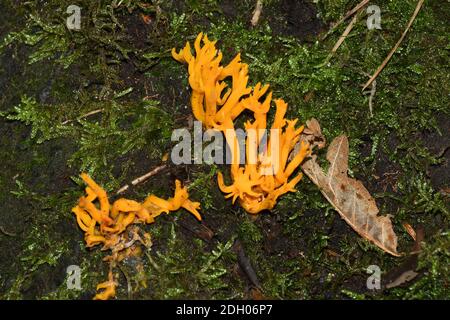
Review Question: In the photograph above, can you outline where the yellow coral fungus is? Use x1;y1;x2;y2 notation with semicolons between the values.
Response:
172;32;252;129
72;174;201;299
142;180;201;221
217;98;311;214
94;271;117;300
173;33;311;214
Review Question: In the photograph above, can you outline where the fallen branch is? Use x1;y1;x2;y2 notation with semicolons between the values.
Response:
362;0;425;90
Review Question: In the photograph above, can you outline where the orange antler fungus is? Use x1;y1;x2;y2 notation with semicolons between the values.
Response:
218;98;311;214
72;174;201;299
172;32;252;129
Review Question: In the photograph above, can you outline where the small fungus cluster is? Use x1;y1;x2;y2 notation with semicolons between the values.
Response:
173;33;310;214
72;173;201;299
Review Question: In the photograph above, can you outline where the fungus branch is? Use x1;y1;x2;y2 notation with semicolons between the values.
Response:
72;173;201;299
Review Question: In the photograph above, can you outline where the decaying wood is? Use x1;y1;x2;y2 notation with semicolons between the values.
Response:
297;120;399;256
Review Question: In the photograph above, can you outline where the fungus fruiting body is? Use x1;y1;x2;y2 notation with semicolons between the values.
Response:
72;173;201;299
173;33;311;214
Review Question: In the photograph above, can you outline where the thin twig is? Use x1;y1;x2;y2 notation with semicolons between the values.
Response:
250;0;263;27
331;12;359;54
321;0;370;40
362;0;425;90
62;109;104;125
144;251;161;272
116;164;167;195
319;9;362;67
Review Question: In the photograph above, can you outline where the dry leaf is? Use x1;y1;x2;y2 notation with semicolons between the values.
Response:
299;127;399;256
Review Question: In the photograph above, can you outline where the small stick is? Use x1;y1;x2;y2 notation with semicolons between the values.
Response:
116;164;167;195
362;0;425;90
179;219;214;242
62;109;104;125
250;0;263;27
145;252;161;272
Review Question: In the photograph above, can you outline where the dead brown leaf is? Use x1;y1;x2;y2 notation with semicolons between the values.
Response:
290;118;326;161
298;122;399;256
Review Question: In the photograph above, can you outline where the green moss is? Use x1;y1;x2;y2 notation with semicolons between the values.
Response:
143;223;239;299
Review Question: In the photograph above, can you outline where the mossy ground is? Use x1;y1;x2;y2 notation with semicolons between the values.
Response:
0;0;448;299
